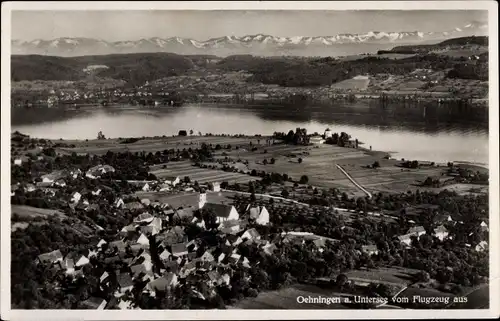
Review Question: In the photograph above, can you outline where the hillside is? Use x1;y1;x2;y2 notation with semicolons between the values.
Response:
381;36;488;54
11;53;195;85
11;36;488;88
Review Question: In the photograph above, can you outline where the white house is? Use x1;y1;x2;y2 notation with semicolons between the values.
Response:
324;129;333;139
211;182;221;192
114;198;125;208
361;245;379;256
433;225;449;241
475;241;488;252
310;136;325;145
14;159;23;166
142;183;150;192
136;233;150;247
249;206;270;225
241;228;261;242
75;255;90;267
407;226;426;238
71;192;82;204
202;203;239;224
164;176;181;187
92;189;102;196
480;221;489;232
97;239;107;249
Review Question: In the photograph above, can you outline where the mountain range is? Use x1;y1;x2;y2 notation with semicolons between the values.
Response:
12;21;487;57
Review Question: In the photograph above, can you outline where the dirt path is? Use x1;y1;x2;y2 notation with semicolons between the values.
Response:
335;164;372;199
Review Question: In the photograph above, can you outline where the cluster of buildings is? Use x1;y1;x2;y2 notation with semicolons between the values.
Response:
31;162;281;309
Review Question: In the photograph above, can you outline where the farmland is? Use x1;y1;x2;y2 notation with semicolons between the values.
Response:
11;205;67;220
52;135;486;196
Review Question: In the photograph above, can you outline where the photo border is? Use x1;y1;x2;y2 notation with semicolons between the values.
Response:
1;1;498;320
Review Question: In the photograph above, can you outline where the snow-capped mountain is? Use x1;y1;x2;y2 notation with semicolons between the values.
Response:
11;22;487;57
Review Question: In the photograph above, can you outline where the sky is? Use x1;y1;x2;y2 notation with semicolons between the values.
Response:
11;10;488;41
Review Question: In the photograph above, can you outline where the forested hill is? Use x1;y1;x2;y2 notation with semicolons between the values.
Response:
11;36;488;86
11;53;195;84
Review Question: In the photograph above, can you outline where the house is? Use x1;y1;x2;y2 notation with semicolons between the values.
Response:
37;249;63;265
86;165;115;179
114;198;125;208
159;248;171;262
117;273;134;294
433;225;449;241
398;234;413;246
309;136;325;145
80;297;107;310
41;170;68;183
171;242;189;258
120;224;138;235
13;158;23;166
241;228;261;242
100;271;110;284
148;217;162;231
97;239;107;249
144;273;178;295
130;264;153;280
407;226;426;238
475;241;488;252
361;245;379;256
219;220;241;234
201;202;239;224
480;221;489;232
60;258;75;275
140;225;160;236
117;299;134;310
142;183;151;192
135;233;150;247
200;251;215;263
262;242;277;256
164;176;181;187
75;254;90;267
229;253;241;265
71;192;82;204
249;206;270;225
324;129;333;139
133;213;154;224
54;179;66;187
210;182;221;192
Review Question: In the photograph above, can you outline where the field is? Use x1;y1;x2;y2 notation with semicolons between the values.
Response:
344;266;421;287
11;205;67;219
331;76;370;91
53;135;481;195
149;161;254;185
210;143;448;194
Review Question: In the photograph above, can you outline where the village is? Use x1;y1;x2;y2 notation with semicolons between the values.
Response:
10;130;490;310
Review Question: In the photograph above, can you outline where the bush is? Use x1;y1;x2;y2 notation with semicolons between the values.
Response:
299;175;309;184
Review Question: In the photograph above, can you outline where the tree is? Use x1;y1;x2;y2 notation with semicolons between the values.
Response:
336;274;348;287
281;189;290;198
299;175;309;184
372;161;380;168
298;158;303;164
183;176;191;184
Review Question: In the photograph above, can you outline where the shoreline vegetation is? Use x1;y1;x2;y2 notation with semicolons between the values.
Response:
9;129;490;310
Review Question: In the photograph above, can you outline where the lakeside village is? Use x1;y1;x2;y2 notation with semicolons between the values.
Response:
10;129;489;309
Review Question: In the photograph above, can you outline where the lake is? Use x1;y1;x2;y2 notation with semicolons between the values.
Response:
11;102;489;165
